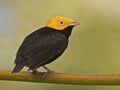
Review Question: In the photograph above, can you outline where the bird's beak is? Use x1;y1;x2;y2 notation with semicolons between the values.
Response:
69;21;80;26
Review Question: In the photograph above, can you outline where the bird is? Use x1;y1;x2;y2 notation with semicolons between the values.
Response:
12;16;79;75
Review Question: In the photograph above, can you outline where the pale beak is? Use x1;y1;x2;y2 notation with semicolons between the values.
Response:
69;21;80;26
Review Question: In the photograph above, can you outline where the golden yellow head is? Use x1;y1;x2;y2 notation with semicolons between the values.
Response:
46;16;79;30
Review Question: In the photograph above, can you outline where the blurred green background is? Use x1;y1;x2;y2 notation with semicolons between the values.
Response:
1;0;120;90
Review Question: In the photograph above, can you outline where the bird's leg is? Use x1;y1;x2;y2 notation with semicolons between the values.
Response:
42;65;54;77
32;69;39;74
42;65;53;72
30;69;38;78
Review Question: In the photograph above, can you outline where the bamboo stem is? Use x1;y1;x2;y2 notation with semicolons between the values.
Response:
0;70;120;85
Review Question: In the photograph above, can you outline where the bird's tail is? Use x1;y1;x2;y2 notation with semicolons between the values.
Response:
12;63;25;73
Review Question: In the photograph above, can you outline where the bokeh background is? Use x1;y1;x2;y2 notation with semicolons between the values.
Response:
1;0;120;90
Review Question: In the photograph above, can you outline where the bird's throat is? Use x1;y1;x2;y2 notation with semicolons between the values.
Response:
60;26;74;38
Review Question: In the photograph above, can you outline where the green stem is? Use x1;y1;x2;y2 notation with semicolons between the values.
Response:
0;70;120;85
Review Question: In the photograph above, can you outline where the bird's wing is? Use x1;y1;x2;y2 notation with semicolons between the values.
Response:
15;31;68;69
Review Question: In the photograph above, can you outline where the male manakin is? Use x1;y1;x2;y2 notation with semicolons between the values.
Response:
12;16;79;75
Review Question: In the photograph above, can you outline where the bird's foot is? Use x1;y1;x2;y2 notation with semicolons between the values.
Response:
30;66;55;78
31;70;44;78
43;69;55;78
31;69;54;78
42;65;55;78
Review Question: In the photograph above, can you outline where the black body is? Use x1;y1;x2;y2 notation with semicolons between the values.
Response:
12;26;74;73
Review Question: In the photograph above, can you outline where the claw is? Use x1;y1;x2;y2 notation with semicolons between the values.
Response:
42;66;55;78
31;70;44;78
30;66;55;78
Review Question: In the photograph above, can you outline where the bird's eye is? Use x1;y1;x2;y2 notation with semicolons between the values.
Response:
59;20;64;25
